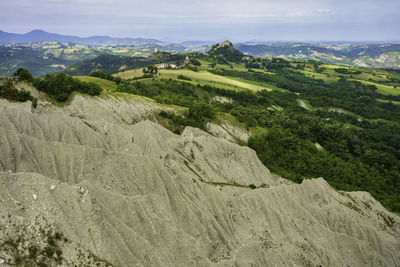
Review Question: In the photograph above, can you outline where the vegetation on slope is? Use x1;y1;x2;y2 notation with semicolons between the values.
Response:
0;79;36;105
64;54;149;76
0;68;38;105
116;55;400;212
33;72;102;102
208;41;244;62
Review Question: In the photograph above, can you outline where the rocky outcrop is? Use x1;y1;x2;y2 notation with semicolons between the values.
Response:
0;95;399;266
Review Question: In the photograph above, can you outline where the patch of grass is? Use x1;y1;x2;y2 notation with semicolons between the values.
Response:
250;126;269;138
75;76;117;93
214;113;246;129
376;98;400;105
113;69;144;79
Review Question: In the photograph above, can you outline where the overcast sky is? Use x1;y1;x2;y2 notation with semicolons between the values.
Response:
1;0;399;42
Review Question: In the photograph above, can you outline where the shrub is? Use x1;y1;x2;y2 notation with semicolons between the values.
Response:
54;232;62;240
14;68;33;82
191;59;201;66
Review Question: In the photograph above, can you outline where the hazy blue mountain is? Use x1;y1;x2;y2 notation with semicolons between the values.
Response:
0;29;164;46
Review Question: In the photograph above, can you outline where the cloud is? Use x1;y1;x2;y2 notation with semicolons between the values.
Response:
0;0;399;41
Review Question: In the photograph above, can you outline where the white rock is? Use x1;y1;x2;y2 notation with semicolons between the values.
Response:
50;185;56;191
32;194;38;201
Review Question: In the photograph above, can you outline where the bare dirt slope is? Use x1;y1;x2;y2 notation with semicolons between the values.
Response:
0;95;399;266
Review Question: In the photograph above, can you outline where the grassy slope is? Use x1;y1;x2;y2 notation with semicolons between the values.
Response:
76;76;117;93
75;75;186;111
113;69;144;79
349;79;400;95
159;69;267;91
294;63;399;95
113;66;285;92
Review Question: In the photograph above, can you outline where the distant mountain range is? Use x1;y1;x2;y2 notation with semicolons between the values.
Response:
0;29;164;46
235;43;400;69
1;30;400;75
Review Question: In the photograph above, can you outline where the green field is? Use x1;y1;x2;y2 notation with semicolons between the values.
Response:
158;69;268;91
113;69;144;79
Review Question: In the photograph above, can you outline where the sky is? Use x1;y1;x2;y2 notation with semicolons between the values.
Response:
0;0;399;42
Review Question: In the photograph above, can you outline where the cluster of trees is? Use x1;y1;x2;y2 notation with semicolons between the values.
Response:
33;72;102;102
190;59;201;66
143;65;158;77
242;58;291;70
14;68;34;82
64;54;150;76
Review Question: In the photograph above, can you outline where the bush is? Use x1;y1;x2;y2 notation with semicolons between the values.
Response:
191;59;201;66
